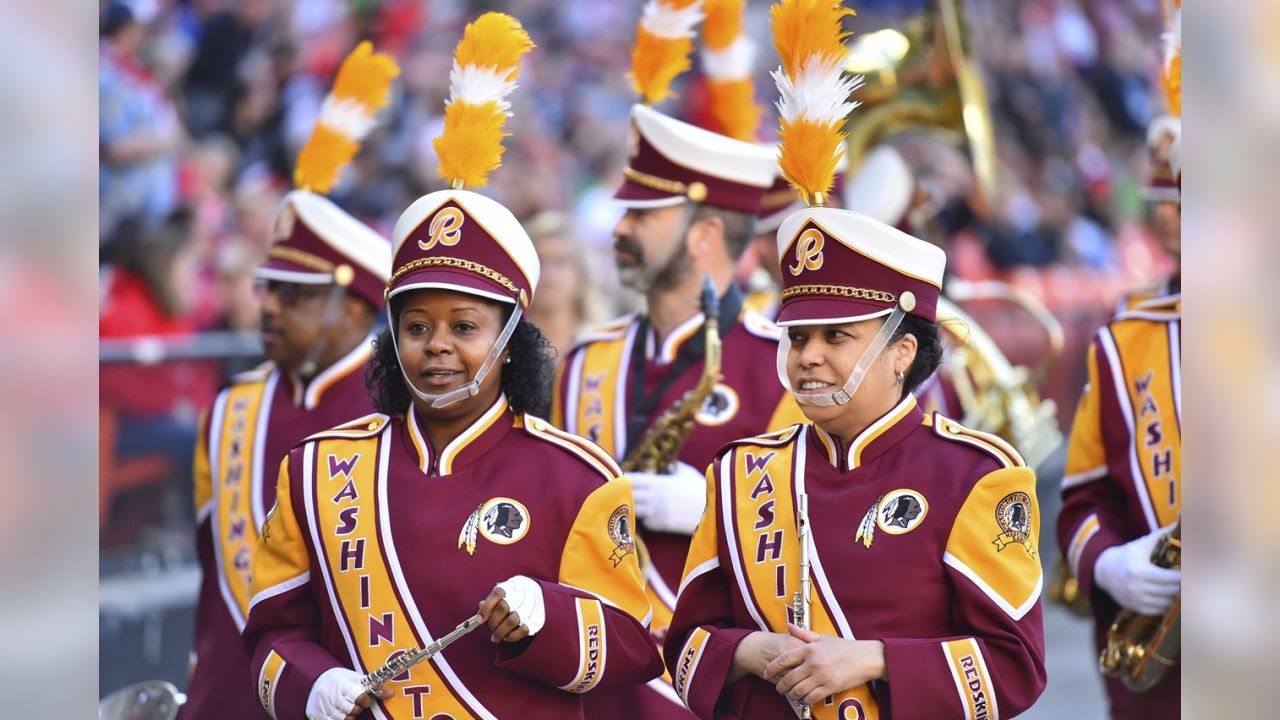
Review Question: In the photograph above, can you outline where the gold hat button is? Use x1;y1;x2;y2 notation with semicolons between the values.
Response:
334;264;355;287
687;181;708;203
899;291;916;312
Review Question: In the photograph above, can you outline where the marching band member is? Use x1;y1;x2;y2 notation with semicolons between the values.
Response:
181;43;397;720
665;3;1046;717
553;1;805;715
242;15;660;720
1057;5;1182;716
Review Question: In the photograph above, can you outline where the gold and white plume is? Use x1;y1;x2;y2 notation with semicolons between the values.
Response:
631;0;706;105
434;13;536;189
1161;0;1181;119
294;42;400;193
770;0;863;206
701;0;762;140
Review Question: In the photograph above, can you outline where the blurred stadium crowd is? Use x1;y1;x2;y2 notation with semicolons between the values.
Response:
98;0;1173;547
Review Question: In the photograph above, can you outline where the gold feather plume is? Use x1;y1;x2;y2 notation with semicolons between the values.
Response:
631;0;706;105
1161;1;1181;118
434;13;536;189
294;41;400;193
702;0;761;140
771;0;861;206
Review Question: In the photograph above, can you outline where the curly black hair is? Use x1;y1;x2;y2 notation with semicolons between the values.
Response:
366;314;556;418
892;313;944;395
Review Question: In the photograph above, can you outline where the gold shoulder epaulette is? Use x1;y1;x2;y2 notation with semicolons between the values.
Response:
932;414;1026;469
303;413;390;443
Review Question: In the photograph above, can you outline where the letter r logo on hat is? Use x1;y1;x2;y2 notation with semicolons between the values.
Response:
789;228;825;276
422;206;465;251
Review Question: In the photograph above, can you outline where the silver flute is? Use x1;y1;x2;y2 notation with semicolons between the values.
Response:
360;613;484;692
792;493;813;719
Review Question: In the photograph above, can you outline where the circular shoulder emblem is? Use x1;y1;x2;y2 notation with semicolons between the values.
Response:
876;489;929;535
607;504;636;567
993;491;1035;556
695;383;740;426
479;497;530;545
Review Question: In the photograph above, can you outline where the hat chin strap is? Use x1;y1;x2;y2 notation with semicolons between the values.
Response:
388;302;523;410
776;307;906;407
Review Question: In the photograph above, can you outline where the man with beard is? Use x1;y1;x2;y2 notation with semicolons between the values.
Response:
551;103;806;718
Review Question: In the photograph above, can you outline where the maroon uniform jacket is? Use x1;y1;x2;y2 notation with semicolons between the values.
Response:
552;309;805;716
1058;295;1181;717
182;338;375;719
666;396;1047;719
242;395;662;719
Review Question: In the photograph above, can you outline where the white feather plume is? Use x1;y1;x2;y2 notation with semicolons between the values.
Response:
702;34;756;80
447;62;518;114
641;0;706;41
1163;9;1181;72
317;96;376;140
771;55;862;125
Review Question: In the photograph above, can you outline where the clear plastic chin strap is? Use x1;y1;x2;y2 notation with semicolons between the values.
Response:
776;306;907;407
387;301;523;409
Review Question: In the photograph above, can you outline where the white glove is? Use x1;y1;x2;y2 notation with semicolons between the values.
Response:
306;667;367;720
629;461;707;535
496;575;546;635
1094;527;1181;615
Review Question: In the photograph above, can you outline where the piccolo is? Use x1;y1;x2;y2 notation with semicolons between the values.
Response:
361;613;484;692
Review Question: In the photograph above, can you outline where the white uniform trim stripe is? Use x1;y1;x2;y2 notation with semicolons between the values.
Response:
645;561;679;611
796;430;856;639
1062;464;1108;489
376;429;499;720
1169;321;1181;426
525;421;617;481
250;371;280;530
941;641;974;719
613;323;640;460
196;500;213;525
208;390;247;632
970;638;1001;720
676;630;711;708
248;571;312;614
677;557;720;600
942;551;1042;621
721;449;770;632
1067;514;1101;578
614;195;689;209
560;601;589;690
564;348;585;435
302;441;364;671
646;677;686;707
1098;328;1159;531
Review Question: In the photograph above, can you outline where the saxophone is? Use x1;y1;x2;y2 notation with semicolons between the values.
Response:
621;276;723;473
1099;520;1181;691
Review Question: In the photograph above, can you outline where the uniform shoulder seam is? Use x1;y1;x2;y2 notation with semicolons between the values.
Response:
301;413;391;443
520;415;623;483
720;424;802;453
739;308;783;341
932;414;1026;468
228;362;276;386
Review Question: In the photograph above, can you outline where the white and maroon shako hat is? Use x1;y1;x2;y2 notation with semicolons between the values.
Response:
388;189;540;309
842;144;914;230
775;207;945;326
1145;115;1181;203
256;190;392;310
614;104;776;213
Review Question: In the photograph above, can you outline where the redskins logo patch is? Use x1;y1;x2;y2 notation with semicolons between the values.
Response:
788;227;826;276
875;489;929;535
457;497;530;555
695;384;740;426
607;504;636;567
273;203;296;242
993;491;1035;557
